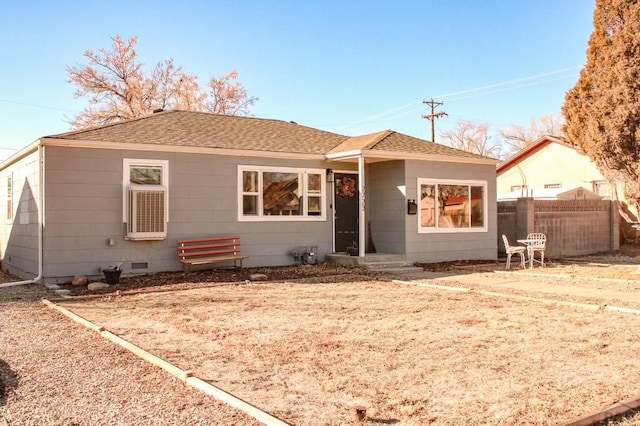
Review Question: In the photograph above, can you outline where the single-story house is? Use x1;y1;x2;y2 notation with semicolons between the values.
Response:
497;135;613;200
0;110;498;284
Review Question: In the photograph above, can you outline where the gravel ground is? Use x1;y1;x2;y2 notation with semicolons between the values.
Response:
3;245;640;425
0;283;261;426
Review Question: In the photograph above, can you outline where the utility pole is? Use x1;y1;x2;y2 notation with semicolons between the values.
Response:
421;99;447;142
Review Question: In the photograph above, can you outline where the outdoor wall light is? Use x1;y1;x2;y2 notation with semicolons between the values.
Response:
407;199;417;215
326;168;334;182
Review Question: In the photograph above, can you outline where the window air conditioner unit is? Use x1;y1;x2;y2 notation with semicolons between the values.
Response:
127;186;167;240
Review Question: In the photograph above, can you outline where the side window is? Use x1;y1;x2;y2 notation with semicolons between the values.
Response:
594;181;611;198
123;159;168;240
130;165;163;185
418;179;487;233
307;172;322;216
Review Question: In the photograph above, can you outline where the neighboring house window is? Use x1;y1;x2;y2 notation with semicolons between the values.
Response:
418;179;487;233
6;175;12;222
123;159;169;240
544;183;561;189
238;166;326;221
594;181;611;198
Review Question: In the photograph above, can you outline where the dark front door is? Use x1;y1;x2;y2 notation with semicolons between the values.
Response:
334;173;359;252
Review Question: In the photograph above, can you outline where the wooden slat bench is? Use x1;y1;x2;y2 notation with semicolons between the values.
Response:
177;236;247;272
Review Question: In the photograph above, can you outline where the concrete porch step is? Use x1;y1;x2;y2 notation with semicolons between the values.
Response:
372;266;426;275
326;253;423;275
326;253;407;267
359;261;417;270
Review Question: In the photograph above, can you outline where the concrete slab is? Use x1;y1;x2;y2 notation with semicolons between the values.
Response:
399;271;640;305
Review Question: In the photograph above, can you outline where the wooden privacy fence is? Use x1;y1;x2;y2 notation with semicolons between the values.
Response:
498;198;619;258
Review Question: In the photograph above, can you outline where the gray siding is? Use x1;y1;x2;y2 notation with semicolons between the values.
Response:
42;147;333;283
4;145;497;283
404;160;497;262
367;161;406;253
364;159;497;262
0;150;41;279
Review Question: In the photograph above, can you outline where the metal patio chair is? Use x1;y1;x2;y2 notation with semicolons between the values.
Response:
526;233;547;268
502;234;526;269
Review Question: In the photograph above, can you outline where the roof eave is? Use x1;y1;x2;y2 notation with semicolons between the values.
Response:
0;139;42;171
41;138;327;161
325;149;363;160
327;149;498;165
370;150;498;164
496;134;568;173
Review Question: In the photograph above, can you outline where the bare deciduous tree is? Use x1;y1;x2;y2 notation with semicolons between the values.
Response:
439;120;502;158
67;35;257;128
499;114;564;154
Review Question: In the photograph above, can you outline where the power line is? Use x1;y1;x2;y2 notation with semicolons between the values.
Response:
333;100;422;129
443;75;577;103
0;98;77;113
430;66;580;100
333;66;580;131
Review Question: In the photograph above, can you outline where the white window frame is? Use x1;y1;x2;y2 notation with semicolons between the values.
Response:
122;159;169;223
237;165;326;222
594;180;611;198
417;178;488;233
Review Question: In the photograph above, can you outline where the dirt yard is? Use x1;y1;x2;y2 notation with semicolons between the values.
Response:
5;244;640;425
56;277;640;425
418;246;640;282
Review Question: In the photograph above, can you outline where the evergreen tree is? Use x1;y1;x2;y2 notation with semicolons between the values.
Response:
562;0;640;208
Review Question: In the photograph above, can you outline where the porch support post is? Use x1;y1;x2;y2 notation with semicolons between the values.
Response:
358;156;366;257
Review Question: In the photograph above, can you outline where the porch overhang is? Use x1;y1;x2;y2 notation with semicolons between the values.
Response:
326;149;498;165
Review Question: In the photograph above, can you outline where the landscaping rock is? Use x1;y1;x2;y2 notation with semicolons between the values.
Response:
71;275;88;286
87;282;109;291
249;273;268;281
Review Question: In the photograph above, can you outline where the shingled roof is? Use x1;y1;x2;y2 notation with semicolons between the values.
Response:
44;110;348;155
329;129;493;161
43;110;494;162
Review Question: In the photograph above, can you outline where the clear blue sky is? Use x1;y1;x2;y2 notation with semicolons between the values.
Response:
0;1;594;160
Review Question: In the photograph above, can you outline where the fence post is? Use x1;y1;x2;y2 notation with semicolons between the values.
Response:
516;197;535;240
611;200;620;251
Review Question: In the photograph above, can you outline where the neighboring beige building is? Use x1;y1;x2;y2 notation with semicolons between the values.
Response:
497;135;640;242
497;135;612;201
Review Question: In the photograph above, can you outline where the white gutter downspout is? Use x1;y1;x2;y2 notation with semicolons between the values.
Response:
0;143;44;288
358;155;366;257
